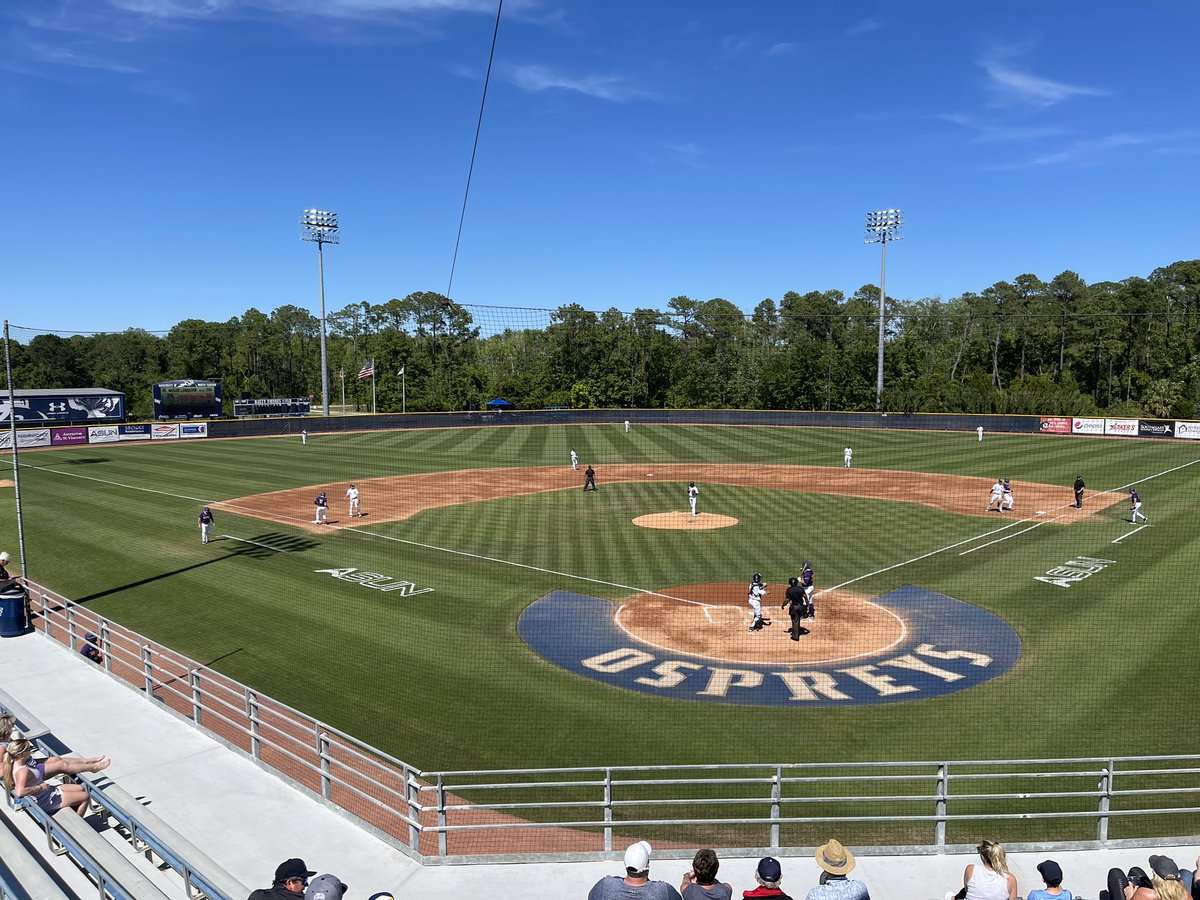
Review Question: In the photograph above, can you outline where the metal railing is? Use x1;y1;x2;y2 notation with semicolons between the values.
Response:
25;582;1200;862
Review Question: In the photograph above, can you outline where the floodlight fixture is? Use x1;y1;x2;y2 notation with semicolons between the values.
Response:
300;208;339;417
864;208;904;410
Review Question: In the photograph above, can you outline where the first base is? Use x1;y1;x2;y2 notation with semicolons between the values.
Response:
1036;511;1046;516
645;473;654;477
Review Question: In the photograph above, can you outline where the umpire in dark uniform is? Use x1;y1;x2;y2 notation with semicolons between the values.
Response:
782;577;809;641
583;465;598;491
1073;475;1086;508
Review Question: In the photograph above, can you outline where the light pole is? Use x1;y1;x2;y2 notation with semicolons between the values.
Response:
864;208;903;410
300;209;339;417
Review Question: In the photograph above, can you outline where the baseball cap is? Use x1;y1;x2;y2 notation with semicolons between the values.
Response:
274;859;316;883
306;875;347;900
367;894;395;900
1149;856;1181;880
624;840;652;872
757;857;782;883
1037;861;1063;883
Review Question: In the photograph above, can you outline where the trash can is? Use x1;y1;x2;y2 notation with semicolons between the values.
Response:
0;578;31;637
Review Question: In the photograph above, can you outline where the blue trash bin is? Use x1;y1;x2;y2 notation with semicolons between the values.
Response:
0;579;31;637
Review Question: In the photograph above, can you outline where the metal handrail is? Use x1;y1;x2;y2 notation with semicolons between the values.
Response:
25;581;1200;862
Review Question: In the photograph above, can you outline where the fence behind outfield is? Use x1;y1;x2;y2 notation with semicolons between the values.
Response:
23;581;1200;864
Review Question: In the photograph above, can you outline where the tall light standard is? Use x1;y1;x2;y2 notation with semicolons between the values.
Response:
300;209;339;417
864;208;903;410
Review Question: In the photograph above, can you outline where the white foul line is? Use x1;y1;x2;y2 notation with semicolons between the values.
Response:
1112;524;1150;544
958;516;1064;556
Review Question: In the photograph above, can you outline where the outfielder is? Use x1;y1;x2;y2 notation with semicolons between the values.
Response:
843;447;853;468
976;425;984;442
301;429;308;445
198;507;214;544
346;483;361;518
986;478;1004;511
1001;478;1014;511
1130;488;1147;523
313;491;329;524
624;420;630;433
747;573;769;632
687;481;699;516
570;448;579;471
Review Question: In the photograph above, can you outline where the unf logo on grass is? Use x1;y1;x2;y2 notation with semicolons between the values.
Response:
314;567;433;596
518;586;1021;707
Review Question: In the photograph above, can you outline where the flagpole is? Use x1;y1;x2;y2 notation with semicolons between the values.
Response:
400;367;406;414
339;368;345;414
371;368;376;414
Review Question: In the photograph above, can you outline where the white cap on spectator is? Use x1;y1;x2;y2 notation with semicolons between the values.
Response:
624;840;652;872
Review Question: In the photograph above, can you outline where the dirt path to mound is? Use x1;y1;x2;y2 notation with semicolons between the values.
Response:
214;464;1122;532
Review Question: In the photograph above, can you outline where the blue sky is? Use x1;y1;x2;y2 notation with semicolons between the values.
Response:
4;1;1198;333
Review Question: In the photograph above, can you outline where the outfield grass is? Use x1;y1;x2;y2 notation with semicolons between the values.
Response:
3;424;1198;781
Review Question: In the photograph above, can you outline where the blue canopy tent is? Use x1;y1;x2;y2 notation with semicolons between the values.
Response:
486;398;514;409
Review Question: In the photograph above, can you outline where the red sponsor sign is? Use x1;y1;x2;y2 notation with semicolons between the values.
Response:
1040;416;1070;433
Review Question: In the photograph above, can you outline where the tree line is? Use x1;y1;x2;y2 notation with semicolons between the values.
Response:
7;260;1199;421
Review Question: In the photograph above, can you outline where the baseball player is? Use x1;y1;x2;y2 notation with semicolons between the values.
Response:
687;482;699;516
782;577;808;641
800;561;815;619
746;573;769;632
1073;475;1086;508
843;447;853;468
1000;478;1014;511
346;483;361;517
583;465;597;491
570;448;579;471
976;425;984;442
986;478;1004;511
1130;488;1147;523
198;507;214;544
301;429;308;445
624;420;630;433
313;491;329;524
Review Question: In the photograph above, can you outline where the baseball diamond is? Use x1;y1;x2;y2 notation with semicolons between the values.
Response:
3;420;1196;788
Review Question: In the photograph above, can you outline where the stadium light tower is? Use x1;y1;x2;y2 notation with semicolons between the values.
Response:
864;208;903;410
300;209;339;417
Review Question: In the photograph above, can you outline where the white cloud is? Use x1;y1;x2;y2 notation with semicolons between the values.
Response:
846;17;881;37
510;64;654;103
979;53;1108;108
767;41;799;56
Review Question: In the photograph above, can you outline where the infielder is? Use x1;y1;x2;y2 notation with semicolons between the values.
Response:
570;448;579;471
346;483;361;518
1001;478;1014;511
313;491;329;524
843;447;853;468
747;573;769;632
687;481;699;516
986;478;1004;511
1130;488;1147;523
782;577;808;641
198;507;214;544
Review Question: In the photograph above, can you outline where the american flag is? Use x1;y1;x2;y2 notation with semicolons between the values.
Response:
357;360;375;380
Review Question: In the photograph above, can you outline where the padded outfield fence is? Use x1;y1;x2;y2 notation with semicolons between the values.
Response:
24;580;1200;863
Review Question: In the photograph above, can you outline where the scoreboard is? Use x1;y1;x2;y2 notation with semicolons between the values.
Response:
153;380;222;419
232;398;311;418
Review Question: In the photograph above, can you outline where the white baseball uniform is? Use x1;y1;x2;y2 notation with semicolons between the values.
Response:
747;582;766;630
687;484;699;516
624;420;630;433
977;426;984;442
570;449;578;470
301;430;308;445
987;480;1003;510
843;447;852;468
346;485;360;517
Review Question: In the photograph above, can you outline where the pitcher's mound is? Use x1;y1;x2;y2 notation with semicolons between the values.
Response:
633;512;738;530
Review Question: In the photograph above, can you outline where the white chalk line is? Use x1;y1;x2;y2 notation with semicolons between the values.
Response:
957;516;1064;556
1112;524;1151;544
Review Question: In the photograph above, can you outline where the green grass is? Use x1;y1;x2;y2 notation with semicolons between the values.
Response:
3;424;1198;777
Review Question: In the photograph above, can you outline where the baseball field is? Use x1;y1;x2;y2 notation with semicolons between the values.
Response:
3;420;1197;784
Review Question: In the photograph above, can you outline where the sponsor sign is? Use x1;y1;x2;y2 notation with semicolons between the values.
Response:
1176;421;1200;441
0;429;52;450
88;425;120;444
1039;416;1070;434
0;394;124;422
118;424;152;441
1072;417;1103;434
179;423;209;438
519;585;1021;707
1104;418;1138;436
50;427;88;446
1137;420;1174;439
151;424;180;440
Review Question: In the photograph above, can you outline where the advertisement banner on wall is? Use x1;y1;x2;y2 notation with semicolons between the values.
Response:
1104;418;1138;436
152;424;180;440
1137;420;1175;439
1072;417;1103;434
0;429;52;450
118;424;152;441
50;428;88;446
179;423;208;439
88;425;120;444
1039;417;1071;433
1176;421;1200;440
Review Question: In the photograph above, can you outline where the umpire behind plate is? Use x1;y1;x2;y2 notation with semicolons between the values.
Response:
782;577;809;641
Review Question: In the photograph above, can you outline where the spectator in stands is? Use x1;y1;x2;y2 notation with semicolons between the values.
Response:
744;857;793;900
806;839;869;900
1027;860;1072;900
588;840;683;900
305;874;347;900
249;858;317;900
0;725;109;782
953;840;1017;900
0;551;11;580
1179;856;1200;900
681;848;732;900
0;714;13;755
2;738;107;816
80;632;104;665
1108;857;1187;900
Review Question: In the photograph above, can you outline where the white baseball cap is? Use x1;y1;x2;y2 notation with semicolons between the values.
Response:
624;840;652;872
